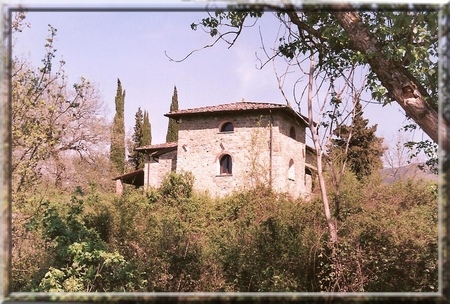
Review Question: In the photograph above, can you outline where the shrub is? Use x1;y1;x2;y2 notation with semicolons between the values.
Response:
160;171;194;200
32;191;143;292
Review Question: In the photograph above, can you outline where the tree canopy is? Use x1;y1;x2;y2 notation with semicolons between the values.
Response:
332;100;385;181
11;23;110;193
189;4;441;145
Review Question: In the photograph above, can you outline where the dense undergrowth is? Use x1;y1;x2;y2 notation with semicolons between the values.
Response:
12;172;438;292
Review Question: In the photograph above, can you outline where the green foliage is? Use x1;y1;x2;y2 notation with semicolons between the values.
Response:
318;177;438;292
107;173;206;291
190;6;439;175
191;9;264;38
128;107;144;169
404;137;438;174
245;116;271;187
38;243;134;292
12;23;109;193
33;190;142;292
193;8;437;107
159;171;194;201
166;86;179;143
363;11;438;108
128;108;151;170
142;110;152;146
211;188;320;291
332;100;385;181
110;78;126;174
11;20;113;286
13;171;437;293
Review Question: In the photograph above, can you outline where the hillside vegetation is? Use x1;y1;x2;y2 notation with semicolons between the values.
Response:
12;171;438;292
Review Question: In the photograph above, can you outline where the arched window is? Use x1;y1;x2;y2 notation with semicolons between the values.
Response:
288;159;295;180
220;154;233;174
220;122;234;132
289;126;296;139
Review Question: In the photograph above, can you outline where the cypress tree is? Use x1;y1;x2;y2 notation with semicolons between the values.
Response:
166;86;179;142
142;110;152;146
333;100;385;180
129;109;152;170
129;107;144;170
110;79;126;174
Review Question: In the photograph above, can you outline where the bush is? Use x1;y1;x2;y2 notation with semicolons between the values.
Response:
319;177;438;292
29;191;144;292
160;171;194;200
207;187;320;292
12;172;437;293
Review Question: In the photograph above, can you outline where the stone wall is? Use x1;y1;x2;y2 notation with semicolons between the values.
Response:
143;149;177;189
270;113;308;198
175;110;309;198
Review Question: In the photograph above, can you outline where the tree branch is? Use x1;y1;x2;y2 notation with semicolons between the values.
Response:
330;4;440;144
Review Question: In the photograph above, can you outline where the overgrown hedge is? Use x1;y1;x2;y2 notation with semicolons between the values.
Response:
12;172;438;292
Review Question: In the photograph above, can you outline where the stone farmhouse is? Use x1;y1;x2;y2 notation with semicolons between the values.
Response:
113;101;316;198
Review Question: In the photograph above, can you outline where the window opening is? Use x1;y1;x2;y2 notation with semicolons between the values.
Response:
289;126;296;139
220;154;232;174
305;167;312;176
288;159;295;180
305;167;313;189
220;122;234;132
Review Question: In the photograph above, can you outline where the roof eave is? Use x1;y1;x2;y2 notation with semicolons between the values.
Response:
165;107;311;126
112;168;144;181
135;145;178;153
135;142;178;152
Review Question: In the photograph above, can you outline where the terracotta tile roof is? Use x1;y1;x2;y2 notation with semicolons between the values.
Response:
165;101;289;117
165;101;309;125
112;168;144;181
135;141;178;152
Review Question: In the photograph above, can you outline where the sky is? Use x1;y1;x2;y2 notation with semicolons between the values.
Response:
9;0;424;149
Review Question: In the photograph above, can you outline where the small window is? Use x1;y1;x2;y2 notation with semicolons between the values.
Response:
305;167;312;176
305;167;313;190
220;154;232;174
288;159;295;180
220;122;234;132
289;126;296;140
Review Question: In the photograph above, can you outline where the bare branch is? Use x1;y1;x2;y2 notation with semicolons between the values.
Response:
166;11;259;63
165;30;232;62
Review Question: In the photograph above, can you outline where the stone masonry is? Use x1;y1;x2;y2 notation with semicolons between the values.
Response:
115;101;315;198
175;111;308;197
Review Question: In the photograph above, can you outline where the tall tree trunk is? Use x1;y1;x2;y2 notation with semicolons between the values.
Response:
307;55;338;243
331;6;442;145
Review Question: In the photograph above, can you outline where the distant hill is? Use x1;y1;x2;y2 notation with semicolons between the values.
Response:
380;163;438;184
